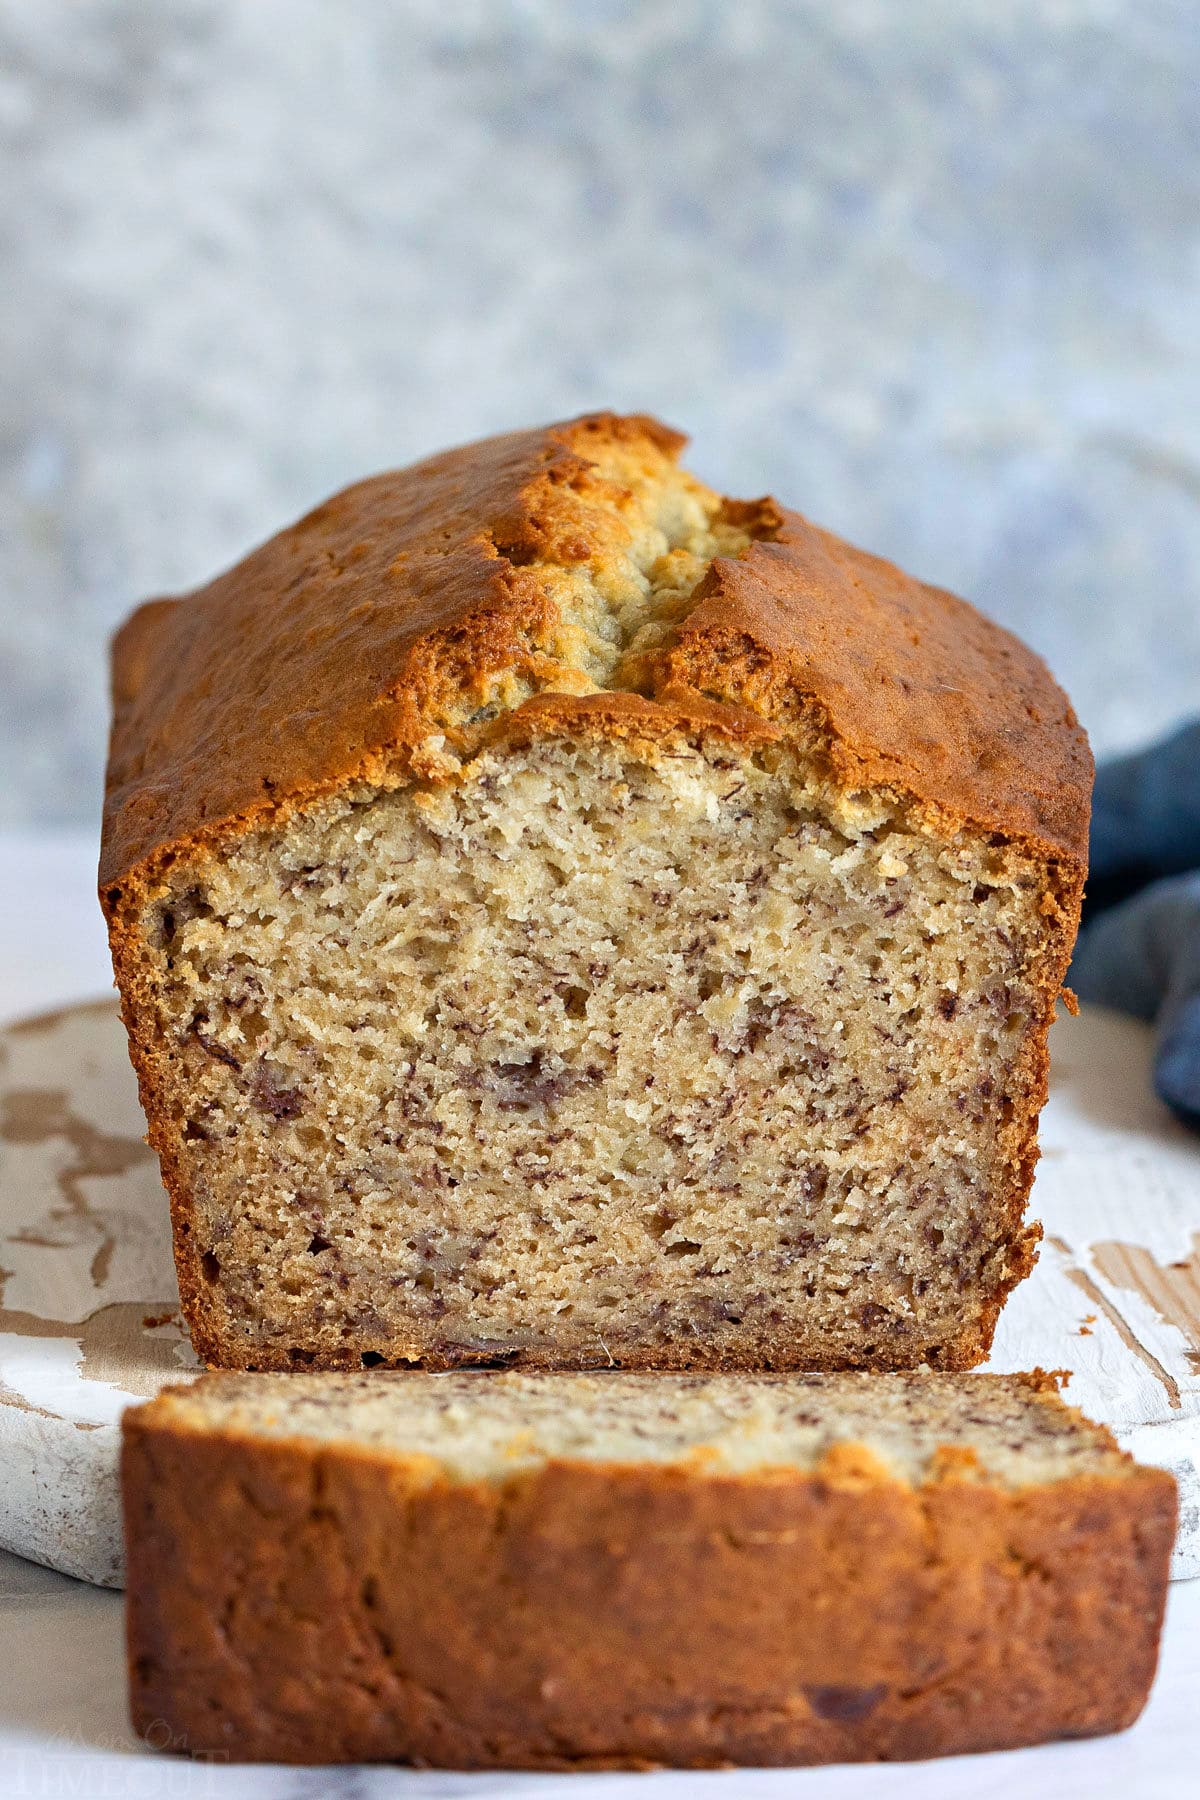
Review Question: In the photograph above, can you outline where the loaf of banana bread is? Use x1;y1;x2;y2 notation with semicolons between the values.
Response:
100;412;1091;1371
123;1369;1175;1768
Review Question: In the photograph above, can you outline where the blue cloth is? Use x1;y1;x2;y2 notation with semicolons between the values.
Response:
1070;721;1200;1128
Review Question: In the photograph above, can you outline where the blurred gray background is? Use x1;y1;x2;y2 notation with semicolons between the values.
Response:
3;0;1199;826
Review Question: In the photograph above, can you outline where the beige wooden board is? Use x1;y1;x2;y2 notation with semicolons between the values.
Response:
0;998;1198;1587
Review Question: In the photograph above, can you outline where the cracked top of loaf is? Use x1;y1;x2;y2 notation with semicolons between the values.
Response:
100;411;1091;898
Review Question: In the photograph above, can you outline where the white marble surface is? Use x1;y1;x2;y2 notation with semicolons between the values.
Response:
1;829;1199;1792
5;2;1200;828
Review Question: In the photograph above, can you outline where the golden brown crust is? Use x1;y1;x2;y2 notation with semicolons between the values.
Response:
657;515;1091;863
100;414;683;899
122;1388;1175;1769
100;410;1090;905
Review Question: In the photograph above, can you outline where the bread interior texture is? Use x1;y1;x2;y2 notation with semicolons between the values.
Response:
131;431;1054;1370
150;1371;1124;1490
144;723;1051;1370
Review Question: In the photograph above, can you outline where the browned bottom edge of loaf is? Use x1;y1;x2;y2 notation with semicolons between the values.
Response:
182;1327;1004;1376
174;1245;1025;1375
122;1417;1174;1769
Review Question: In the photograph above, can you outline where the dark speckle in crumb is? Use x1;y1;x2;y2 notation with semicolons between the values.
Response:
252;1061;305;1119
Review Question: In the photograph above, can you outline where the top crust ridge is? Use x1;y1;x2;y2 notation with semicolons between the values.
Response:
101;411;1091;907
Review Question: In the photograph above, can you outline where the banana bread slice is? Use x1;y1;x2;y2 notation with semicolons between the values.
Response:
123;1369;1175;1769
100;412;1091;1372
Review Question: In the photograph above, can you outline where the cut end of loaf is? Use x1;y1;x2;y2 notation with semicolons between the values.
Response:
128;726;1051;1373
